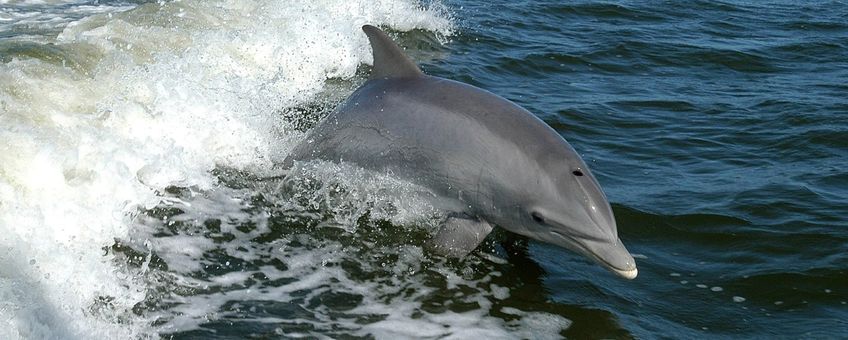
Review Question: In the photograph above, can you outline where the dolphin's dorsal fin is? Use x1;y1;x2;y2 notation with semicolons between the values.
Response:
362;25;424;79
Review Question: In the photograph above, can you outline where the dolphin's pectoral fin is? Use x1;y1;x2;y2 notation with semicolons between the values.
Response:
427;215;493;258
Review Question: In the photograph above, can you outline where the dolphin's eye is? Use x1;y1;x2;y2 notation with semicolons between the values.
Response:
531;212;545;224
572;170;584;176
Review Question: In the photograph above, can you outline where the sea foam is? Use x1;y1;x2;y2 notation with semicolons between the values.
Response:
0;0;450;338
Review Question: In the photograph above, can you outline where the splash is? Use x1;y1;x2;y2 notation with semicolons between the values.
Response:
0;0;450;338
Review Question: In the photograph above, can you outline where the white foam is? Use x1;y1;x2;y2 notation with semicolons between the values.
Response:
281;160;446;231
490;283;510;300
0;0;452;338
127;177;573;338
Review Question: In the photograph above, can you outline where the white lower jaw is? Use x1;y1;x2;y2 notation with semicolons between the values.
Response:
612;266;638;280
544;231;638;280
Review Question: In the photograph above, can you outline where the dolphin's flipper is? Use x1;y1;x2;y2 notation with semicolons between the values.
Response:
428;215;493;257
362;25;424;79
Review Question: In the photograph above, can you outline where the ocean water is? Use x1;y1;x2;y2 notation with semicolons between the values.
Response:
0;0;845;338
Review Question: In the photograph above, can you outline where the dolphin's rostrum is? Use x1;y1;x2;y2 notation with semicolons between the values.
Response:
284;25;637;279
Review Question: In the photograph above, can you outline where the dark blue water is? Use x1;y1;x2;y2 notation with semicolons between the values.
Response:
430;0;848;337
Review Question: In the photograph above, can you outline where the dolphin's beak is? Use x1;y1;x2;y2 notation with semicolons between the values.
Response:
579;236;638;279
575;175;638;279
549;230;638;279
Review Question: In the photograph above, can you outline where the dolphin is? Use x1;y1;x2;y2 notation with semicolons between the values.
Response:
283;25;637;279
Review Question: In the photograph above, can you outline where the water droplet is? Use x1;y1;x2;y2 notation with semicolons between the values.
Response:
733;296;746;303
696;284;707;289
711;286;723;292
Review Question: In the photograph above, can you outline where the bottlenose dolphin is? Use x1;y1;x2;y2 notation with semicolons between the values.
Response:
283;25;637;279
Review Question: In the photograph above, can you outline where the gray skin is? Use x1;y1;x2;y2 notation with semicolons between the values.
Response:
283;25;637;279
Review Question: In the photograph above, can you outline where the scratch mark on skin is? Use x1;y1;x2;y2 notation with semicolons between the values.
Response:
352;124;395;142
476;166;484;211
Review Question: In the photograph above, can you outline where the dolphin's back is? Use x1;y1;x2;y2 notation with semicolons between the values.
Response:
285;24;574;187
285;75;575;210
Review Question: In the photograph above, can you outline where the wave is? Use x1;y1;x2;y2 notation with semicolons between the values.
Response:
0;0;451;338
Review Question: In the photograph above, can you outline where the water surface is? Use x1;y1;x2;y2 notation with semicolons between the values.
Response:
0;0;846;338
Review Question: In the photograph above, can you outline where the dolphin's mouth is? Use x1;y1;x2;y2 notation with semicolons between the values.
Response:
549;230;638;280
609;264;638;280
